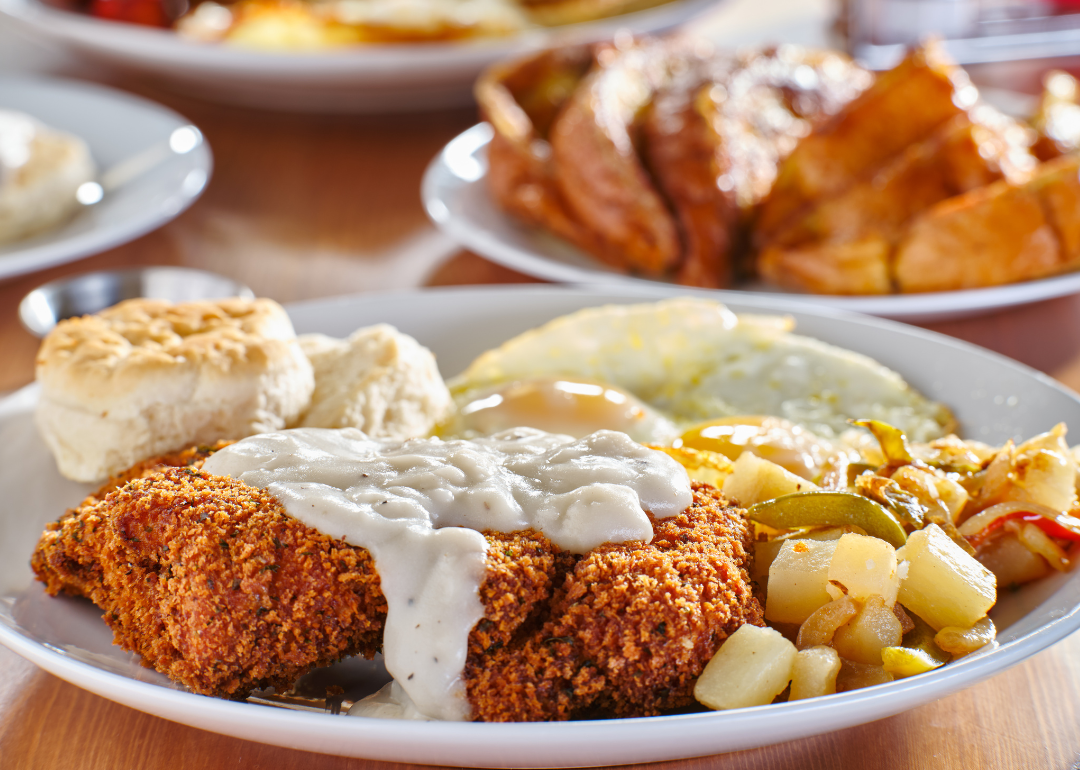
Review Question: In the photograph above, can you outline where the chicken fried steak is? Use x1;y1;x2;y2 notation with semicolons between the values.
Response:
33;466;390;698
466;483;763;721
33;456;760;720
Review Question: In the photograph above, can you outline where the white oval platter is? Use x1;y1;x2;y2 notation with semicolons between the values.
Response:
1;284;1078;767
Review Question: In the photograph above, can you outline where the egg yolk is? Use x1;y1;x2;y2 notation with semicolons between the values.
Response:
448;377;678;444
679;416;835;480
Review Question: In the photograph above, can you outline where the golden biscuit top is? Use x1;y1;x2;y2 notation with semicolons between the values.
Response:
36;297;302;405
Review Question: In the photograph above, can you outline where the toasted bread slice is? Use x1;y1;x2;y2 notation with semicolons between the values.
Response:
1035;153;1080;259
757;100;1037;294
754;41;969;246
476;45;606;259
640;56;739;288
758;236;892;295
549;38;700;276
893;156;1080;292
800;111;1033;246
641;46;870;288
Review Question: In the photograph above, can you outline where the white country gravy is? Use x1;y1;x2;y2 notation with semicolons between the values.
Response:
201;426;693;721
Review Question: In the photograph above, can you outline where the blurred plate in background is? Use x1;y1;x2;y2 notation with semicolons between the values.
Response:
422;123;1080;324
0;0;720;112
0;76;212;281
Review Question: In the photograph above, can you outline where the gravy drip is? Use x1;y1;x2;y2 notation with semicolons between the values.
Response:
202;426;692;720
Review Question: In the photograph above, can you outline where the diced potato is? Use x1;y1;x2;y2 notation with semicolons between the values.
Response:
789;645;841;700
935;617;996;657
722;452;820;507
896;524;997;630
891;465;969;523
754;529;870;600
832;595;903;665
826;533;900;604
796;595;858;649
694;624;797;710
766;539;838;624
881;646;945;678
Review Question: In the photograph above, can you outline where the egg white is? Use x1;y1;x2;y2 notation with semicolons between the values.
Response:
446;298;953;443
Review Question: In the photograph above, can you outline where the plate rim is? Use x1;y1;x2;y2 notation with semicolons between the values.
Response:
0;74;213;280
0;0;721;76
4;283;1080;767
421;123;1080;323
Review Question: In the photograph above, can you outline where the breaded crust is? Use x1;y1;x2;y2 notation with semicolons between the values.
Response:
33;463;761;720
465;483;763;721
70;441;231;511
31;461;570;703
33;467;389;698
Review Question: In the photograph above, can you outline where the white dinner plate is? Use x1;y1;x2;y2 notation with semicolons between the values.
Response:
0;76;212;281
422;123;1080;323
0;0;719;112
2;284;1080;767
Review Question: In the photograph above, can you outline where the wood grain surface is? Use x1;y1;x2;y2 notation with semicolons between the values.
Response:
5;24;1080;770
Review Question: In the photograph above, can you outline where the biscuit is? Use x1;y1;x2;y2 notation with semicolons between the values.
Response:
297;324;450;439
35;297;314;482
0;110;95;245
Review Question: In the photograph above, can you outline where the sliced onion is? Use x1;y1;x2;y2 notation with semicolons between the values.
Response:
958;501;1080;539
1015;521;1070;572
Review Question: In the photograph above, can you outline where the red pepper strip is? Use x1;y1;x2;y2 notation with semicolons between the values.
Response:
964;509;1080;549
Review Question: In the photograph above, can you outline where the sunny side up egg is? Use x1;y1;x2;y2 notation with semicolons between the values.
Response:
439;376;680;444
440;298;955;478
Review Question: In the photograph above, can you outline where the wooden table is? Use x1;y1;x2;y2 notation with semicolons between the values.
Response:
6;23;1080;770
